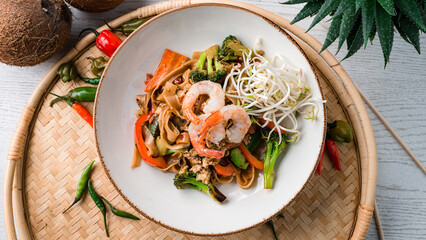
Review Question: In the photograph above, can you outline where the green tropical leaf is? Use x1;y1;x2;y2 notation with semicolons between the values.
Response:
376;3;394;66
280;0;319;4
362;0;376;47
332;0;355;19
377;0;396;16
394;0;426;32
347;16;362;49
290;1;323;24
320;15;343;52
369;21;377;41
394;14;421;54
343;22;364;60
337;9;360;53
356;0;367;11
307;0;341;31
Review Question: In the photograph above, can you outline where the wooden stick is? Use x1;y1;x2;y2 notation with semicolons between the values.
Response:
374;201;385;240
353;83;426;175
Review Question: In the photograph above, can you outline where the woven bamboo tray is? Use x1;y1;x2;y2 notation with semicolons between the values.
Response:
3;0;377;239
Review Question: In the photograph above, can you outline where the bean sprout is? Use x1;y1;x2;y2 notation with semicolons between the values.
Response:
222;39;323;143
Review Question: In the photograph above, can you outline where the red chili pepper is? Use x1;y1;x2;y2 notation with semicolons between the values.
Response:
238;144;263;170
317;145;325;175
79;28;122;57
135;114;168;168
49;93;93;127
213;163;235;177
326;138;341;171
259;118;286;134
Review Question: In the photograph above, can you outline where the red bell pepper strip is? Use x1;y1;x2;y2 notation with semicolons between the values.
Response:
213;164;235;177
79;28;122;57
317;145;325;175
49;93;93;127
144;49;189;92
238;144;263;170
259;118;286;134
135;114;168;168
326;138;341;171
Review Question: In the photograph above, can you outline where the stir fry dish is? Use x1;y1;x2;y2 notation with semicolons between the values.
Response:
133;36;321;203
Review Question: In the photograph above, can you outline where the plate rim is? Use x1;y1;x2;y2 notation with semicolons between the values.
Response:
94;3;326;236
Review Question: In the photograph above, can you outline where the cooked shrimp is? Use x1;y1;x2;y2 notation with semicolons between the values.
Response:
188;114;225;159
182;81;225;124
199;105;251;144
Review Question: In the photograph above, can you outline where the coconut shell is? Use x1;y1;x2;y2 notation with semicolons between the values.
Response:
65;0;124;12
0;0;72;66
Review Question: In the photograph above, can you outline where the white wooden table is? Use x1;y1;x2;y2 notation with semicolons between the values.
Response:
1;0;425;239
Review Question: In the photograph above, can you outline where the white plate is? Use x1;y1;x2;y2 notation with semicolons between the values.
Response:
95;4;326;236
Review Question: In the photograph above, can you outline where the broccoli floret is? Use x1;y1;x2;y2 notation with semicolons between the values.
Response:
218;35;249;62
262;129;288;189
173;172;226;204
189;52;208;82
191;45;228;83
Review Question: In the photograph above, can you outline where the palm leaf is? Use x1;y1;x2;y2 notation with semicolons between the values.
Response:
332;0;355;19
281;0;320;4
343;22;364;60
290;1;323;24
394;0;426;32
337;8;359;53
320;15;343;52
377;0;396;16
376;3;394;66
362;0;376;47
307;0;341;31
394;14;421;54
369;21;377;41
356;0;367;11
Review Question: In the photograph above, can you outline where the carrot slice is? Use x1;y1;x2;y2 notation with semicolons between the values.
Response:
144;49;189;92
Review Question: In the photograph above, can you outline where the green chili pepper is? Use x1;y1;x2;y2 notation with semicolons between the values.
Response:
267;220;278;240
101;197;140;220
88;57;108;77
106;18;151;36
50;87;97;107
57;62;78;83
230;148;249;169
88;180;109;237
246;131;262;153
327;120;353;143
147;116;160;138
63;160;95;214
56;61;100;85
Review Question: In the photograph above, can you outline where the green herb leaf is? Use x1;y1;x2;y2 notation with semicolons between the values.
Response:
394;0;426;32
376;3;394;66
362;0;376;47
356;0;367;11
394;14;421;54
267;220;278;240
377;0;396;16
307;0;341;31
343;21;364;60
320;15;343;52
337;7;359;53
280;0;318;4
290;1;323;24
